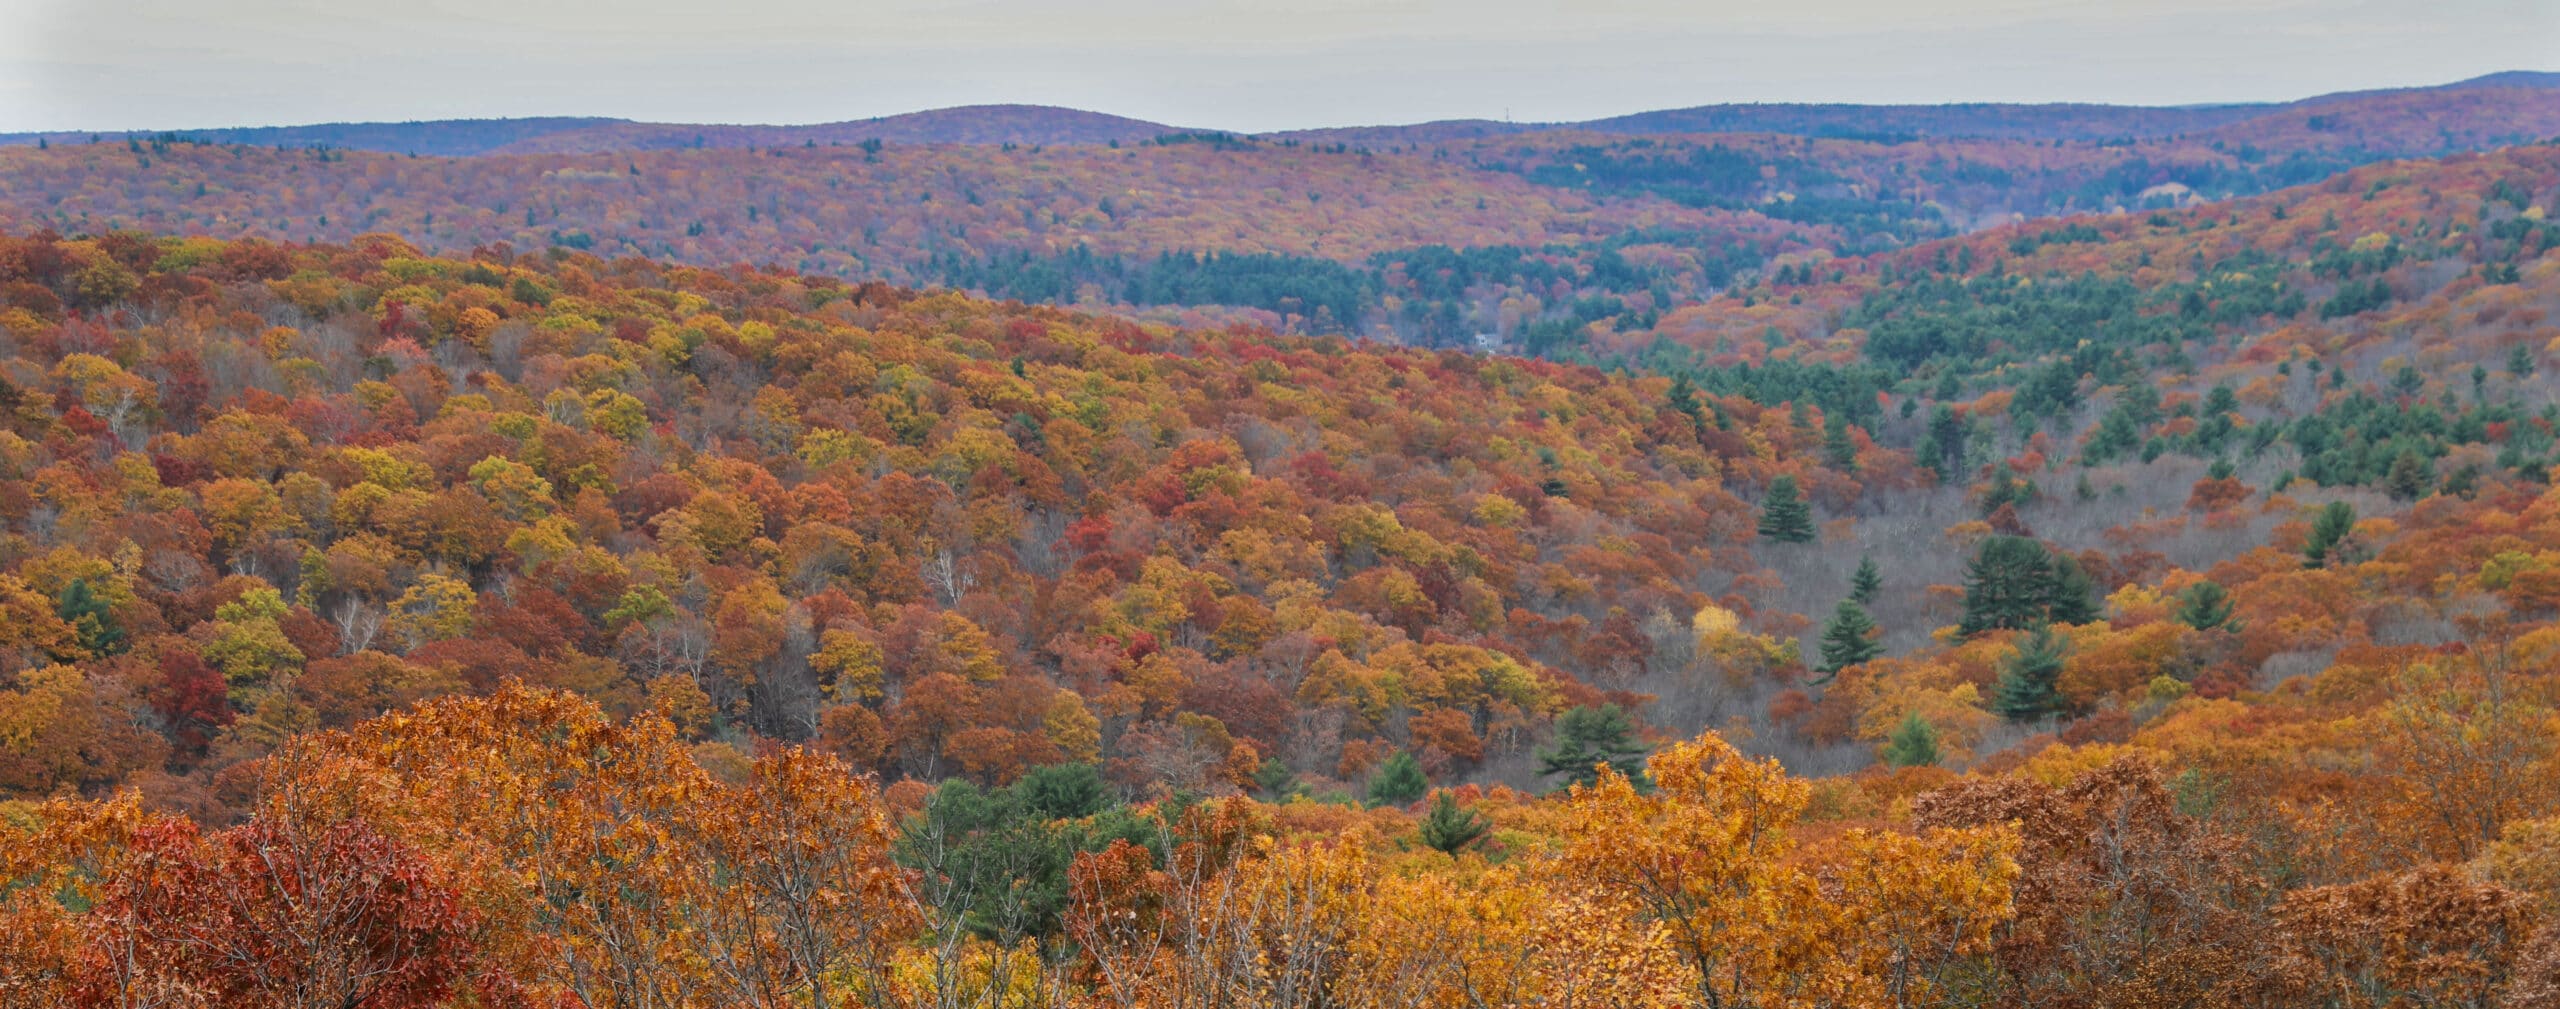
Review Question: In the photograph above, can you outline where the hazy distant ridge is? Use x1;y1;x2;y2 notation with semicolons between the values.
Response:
5;71;2554;154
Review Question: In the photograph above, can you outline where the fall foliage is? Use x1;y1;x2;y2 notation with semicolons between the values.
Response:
8;81;2560;999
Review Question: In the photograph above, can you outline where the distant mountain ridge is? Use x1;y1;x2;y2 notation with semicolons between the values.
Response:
0;105;1188;156
6;72;2552;155
0;116;623;156
482;105;1194;154
1272;72;2560;146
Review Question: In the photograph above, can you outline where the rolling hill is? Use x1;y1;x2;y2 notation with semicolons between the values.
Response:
9;72;2553;157
0;105;1189;156
9;68;2560;1005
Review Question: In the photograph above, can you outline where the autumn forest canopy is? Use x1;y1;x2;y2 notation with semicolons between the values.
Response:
6;71;2560;1007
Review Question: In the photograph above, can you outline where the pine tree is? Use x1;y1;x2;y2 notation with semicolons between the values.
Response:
2175;581;2235;631
1822;416;1859;473
1666;374;1704;431
1991;625;2066;722
2391;365;2425;399
2304;501;2356;568
2384;448;2433;501
2509;343;2537;379
57;577;125;656
2043;552;2101;626
1927;404;1967;480
2443;463;2480;500
1848;555;1882;606
1416;790;1491;855
1883;712;1941;768
1958;535;2055;637
1539;704;1649;790
1757;475;1815;543
1817;600;1882;676
1980;464;2033;516
1251;756;1305;801
1365;750;1429;807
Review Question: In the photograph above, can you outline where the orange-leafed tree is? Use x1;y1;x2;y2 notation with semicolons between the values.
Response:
1555;730;2017;1008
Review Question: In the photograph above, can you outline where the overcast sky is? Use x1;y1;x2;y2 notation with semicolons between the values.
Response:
2;0;2554;133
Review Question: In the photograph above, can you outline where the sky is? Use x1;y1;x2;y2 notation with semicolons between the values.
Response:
2;0;2555;133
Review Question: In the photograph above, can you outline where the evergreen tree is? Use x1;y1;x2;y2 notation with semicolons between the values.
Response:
56;578;124;656
898;771;1162;942
2443;463;2480;500
1416;790;1491;855
1817;600;1882;676
2304;501;2355;568
2391;365;2424;400
1822;415;1859;473
2175;581;2235;631
1957;535;2055;637
2384;448;2433;501
1538;704;1648;790
2043;552;2101;626
1927;405;1967;479
1991;625;2066;722
1665;374;1704;431
1883;712;1941;768
1251;756;1305;801
1757;475;1815;543
1980;464;2034;516
1848;555;1882;606
2509;343;2537;379
1366;750;1429;807
1015;762;1114;820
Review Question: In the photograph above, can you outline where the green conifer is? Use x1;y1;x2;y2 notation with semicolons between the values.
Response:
2384;448;2433;501
1884;712;1941;768
1666;374;1704;430
1958;535;2054;637
2043;553;2101;626
2304;501;2356;568
1823;416;1859;473
1757;475;1815;543
1817;600;1883;676
1991;625;2066;722
56;578;124;656
1848;555;1883;606
1538;704;1649;790
2175;581;2235;631
1416;790;1491;855
1365;751;1429;807
1252;757;1305;801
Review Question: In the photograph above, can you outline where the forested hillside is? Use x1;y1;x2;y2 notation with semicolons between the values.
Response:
8;72;2560;1008
0;227;1887;804
18;71;2551;155
5;209;2560;1003
3;75;2554;353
